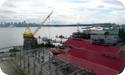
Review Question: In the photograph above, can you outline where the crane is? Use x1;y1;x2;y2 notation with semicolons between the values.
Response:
23;10;54;49
23;10;54;39
33;10;53;35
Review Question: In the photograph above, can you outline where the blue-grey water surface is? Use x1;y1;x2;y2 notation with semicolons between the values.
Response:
0;27;78;48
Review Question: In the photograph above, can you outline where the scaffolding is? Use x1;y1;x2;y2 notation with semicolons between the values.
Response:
13;47;87;75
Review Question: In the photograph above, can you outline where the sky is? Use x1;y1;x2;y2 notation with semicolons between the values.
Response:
0;0;125;24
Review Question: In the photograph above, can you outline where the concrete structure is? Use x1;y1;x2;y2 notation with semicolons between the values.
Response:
12;48;86;75
23;38;37;50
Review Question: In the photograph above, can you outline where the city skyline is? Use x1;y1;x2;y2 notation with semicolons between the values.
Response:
0;0;125;24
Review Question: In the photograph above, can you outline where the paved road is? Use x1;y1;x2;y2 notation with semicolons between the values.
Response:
0;59;24;75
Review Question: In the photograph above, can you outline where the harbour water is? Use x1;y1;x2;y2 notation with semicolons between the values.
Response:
0;27;79;48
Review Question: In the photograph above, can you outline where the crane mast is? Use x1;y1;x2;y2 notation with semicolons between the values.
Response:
33;10;54;35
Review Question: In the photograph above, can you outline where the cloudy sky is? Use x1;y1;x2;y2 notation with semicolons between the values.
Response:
0;0;125;24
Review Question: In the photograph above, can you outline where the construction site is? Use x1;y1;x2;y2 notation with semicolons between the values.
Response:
18;10;91;75
0;9;125;75
0;10;96;75
0;11;86;75
12;47;87;75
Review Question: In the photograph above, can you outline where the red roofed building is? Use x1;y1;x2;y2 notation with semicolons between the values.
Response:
54;38;125;75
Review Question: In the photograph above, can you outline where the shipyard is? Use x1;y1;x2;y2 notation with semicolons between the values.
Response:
0;23;125;75
0;0;125;75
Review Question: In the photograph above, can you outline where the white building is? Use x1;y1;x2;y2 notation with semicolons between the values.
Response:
90;30;120;45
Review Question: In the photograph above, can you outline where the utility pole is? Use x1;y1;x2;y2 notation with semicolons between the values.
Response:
19;50;21;67
33;55;36;75
23;50;26;72
49;51;52;75
40;63;43;75
27;56;30;74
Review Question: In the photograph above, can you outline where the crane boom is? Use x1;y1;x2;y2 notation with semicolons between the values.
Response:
33;10;54;35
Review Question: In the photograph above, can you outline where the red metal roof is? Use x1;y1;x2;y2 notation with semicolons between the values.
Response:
55;38;125;75
64;38;120;56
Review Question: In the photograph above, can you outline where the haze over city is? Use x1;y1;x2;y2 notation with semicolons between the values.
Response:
0;0;125;24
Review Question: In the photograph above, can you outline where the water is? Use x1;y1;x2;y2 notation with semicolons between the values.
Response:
0;27;79;48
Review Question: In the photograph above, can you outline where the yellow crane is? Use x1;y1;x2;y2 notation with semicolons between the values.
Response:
23;11;54;49
23;10;54;39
